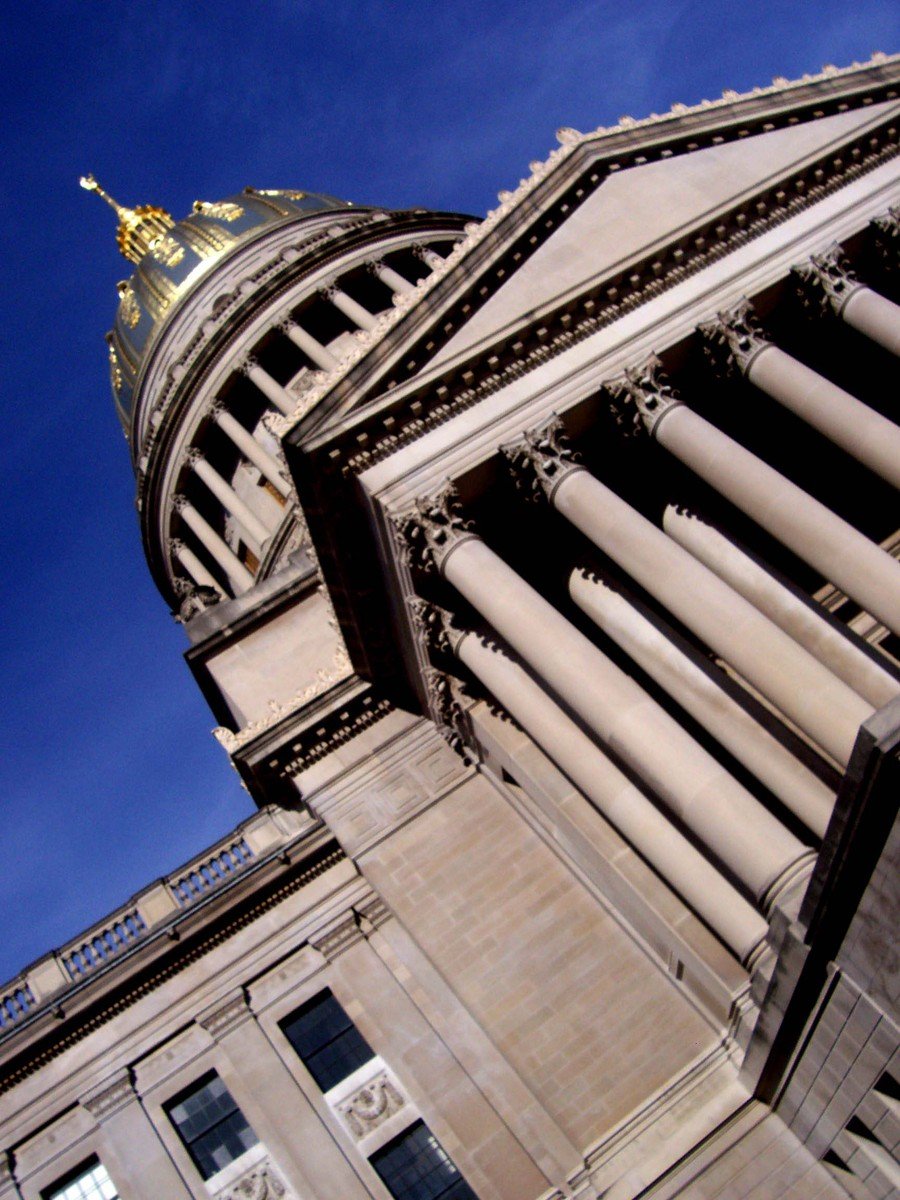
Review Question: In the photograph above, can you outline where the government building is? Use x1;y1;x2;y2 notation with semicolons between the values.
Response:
1;54;899;1200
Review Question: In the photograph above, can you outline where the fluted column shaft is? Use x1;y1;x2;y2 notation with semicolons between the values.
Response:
527;450;872;765
189;453;269;549
433;530;809;906
652;404;900;635
664;507;900;710
568;573;834;838
243;361;294;415
842;286;900;356
283;320;339;371
746;343;900;489
326;286;378;331
456;626;768;962
214;408;289;497
175;500;253;590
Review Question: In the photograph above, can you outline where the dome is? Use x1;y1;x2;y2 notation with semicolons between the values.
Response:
82;178;354;430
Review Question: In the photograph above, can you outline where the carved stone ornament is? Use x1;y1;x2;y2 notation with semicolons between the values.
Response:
408;597;469;658
239;356;260;378
698;300;771;377
198;991;250;1039
606;357;685;439
218;1163;286;1200
792;244;865;316
172;575;222;623
392;485;478;575
501;416;585;505
423;666;469;753
308;914;364;962
337;1070;406;1140
872;205;900;272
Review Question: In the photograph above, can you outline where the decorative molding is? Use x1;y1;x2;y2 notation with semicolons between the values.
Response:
81;1068;136;1120
501;416;585;505
213;642;352;752
198;990;251;1039
238;356;260;378
422;667;469;754
871;204;900;271
698;300;771;376
353;894;391;935
308;914;364;962
216;1161;286;1200
392;485;478;576
606;357;685;438
792;243;866;316
336;1069;406;1140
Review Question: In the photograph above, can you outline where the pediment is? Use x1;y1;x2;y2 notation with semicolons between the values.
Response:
283;56;899;458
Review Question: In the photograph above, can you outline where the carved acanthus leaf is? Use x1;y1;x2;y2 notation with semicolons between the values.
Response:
793;244;864;316
606;357;684;438
501;416;584;504
392;485;477;575
408;598;469;658
698;300;770;376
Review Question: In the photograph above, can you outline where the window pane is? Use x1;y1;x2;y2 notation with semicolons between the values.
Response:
46;1162;119;1200
371;1121;478;1200
282;990;375;1091
167;1073;258;1180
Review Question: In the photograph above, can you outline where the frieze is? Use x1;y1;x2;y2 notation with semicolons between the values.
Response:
337;1069;406;1140
264;691;394;784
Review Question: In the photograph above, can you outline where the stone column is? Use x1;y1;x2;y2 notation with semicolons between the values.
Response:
613;360;900;636
198;991;373;1200
663;507;900;710
415;245;446;272
280;319;340;372
169;537;221;593
369;259;414;296
701;302;900;488
186;449;269;551
212;403;289;497
414;601;768;963
566;575;834;838
321;284;378;332
503;418;872;766
396;488;812;909
81;1069;193;1199
794;244;900;357
173;496;254;591
240;357;294;415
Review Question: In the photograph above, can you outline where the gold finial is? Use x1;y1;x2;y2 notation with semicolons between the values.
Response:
80;173;176;265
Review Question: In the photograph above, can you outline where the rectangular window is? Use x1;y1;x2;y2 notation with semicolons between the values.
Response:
167;1071;258;1180
370;1121;477;1200
281;989;375;1091
45;1161;119;1200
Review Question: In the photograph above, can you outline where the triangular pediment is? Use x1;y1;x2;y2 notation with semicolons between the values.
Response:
284;56;899;456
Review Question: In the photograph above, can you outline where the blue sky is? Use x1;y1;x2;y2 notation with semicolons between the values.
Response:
0;1;897;987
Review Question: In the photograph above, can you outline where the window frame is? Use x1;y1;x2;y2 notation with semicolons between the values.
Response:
164;1069;258;1181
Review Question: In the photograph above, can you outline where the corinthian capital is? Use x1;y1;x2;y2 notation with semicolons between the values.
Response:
792;244;864;316
501;416;585;504
699;300;770;376
872;206;899;273
422;667;469;754
408;597;469;657
392;485;477;575
606;357;684;438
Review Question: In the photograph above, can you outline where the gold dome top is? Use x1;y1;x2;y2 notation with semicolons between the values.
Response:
79;174;176;265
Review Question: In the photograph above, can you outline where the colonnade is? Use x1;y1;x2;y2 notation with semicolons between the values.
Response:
171;242;449;597
401;237;899;965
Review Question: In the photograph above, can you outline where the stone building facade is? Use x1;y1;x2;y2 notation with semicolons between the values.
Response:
1;54;899;1200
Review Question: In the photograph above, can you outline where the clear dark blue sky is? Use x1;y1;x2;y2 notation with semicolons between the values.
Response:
1;2;897;986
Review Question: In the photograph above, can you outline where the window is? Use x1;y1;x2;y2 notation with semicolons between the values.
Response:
167;1072;258;1179
371;1121;477;1200
45;1161;118;1200
281;989;374;1091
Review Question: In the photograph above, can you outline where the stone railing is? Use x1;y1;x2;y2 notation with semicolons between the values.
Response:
0;807;310;1032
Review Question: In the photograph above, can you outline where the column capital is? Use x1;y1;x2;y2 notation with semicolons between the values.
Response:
185;445;203;466
318;282;339;301
174;582;221;623
698;300;771;376
872;205;900;272
81;1067;137;1122
501;416;585;504
238;355;259;378
422;666;469;753
606;357;684;437
197;989;252;1040
792;244;865;316
408;597;470;657
208;398;227;418
172;493;191;513
393;485;478;575
275;316;297;337
365;258;385;275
